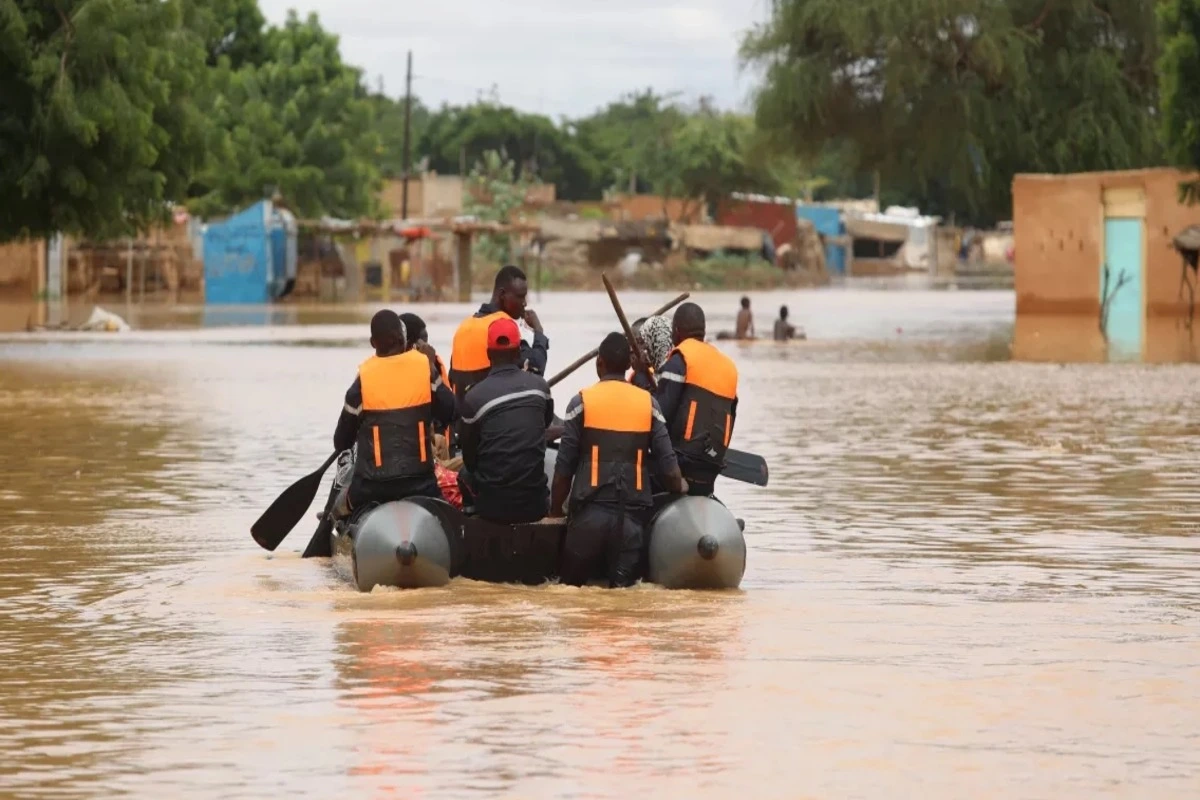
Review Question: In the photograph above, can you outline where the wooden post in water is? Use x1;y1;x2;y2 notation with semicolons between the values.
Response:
455;231;472;303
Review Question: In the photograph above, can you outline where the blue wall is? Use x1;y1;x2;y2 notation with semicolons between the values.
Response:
796;204;846;274
203;201;271;304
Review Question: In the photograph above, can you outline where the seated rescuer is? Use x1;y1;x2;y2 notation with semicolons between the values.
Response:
457;317;554;523
332;310;457;514
551;333;685;588
400;312;451;437
654;302;739;498
449;265;548;406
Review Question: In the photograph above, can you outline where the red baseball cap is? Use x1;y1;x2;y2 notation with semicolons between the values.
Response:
487;317;521;350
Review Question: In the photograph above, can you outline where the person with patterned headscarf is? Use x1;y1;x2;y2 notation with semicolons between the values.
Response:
630;314;673;390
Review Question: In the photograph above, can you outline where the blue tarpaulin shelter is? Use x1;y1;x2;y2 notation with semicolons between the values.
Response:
796;204;846;274
202;201;296;304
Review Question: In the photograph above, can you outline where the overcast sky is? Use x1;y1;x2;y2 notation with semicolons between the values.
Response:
257;0;771;118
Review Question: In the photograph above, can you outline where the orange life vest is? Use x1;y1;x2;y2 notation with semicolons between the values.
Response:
448;310;508;402
666;338;738;469
572;379;653;508
355;350;434;481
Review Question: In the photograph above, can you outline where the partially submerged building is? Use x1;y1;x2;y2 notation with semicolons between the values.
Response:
1012;168;1200;361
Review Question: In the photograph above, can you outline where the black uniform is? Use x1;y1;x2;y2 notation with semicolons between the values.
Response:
457;363;554;523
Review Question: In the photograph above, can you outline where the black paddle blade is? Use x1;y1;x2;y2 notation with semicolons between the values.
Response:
301;515;335;558
251;452;338;551
301;482;341;558
722;449;769;487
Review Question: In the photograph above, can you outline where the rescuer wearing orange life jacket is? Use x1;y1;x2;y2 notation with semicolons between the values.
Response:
449;265;548;403
550;333;685;588
651;302;739;498
332;310;457;514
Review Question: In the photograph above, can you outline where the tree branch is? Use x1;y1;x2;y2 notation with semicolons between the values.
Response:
1024;0;1054;30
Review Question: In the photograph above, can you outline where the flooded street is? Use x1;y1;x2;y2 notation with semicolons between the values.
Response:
1;289;1198;798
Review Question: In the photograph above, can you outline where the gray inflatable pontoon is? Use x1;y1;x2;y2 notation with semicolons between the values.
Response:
328;449;747;592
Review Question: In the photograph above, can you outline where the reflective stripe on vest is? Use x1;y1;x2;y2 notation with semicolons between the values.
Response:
572;380;653;507
667;338;738;467
355;350;435;481
449;310;508;398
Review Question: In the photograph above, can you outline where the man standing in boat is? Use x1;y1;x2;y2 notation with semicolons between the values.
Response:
550;333;686;587
449;265;548;402
331;310;456;515
457;317;555;523
652;302;739;498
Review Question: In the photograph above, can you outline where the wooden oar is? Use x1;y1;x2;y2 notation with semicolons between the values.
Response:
601;273;656;388
251;452;338;551
545;291;689;388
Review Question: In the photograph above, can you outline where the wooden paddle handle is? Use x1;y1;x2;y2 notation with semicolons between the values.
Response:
545;291;689;388
601;273;655;389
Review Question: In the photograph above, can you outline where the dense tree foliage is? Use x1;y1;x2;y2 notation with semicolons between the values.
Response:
741;0;1163;223
187;11;380;219
0;0;210;239
6;0;1192;240
418;100;602;200
1159;0;1200;202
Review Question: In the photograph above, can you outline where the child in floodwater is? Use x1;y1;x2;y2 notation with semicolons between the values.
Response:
773;305;796;341
735;296;755;339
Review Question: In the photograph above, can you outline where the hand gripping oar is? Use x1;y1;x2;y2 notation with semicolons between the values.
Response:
251;451;338;551
545;291;689;388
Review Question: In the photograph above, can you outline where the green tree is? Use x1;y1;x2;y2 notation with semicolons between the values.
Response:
370;90;430;179
1159;0;1200;202
651;109;763;218
0;0;210;240
742;0;1162;223
188;11;380;219
572;90;687;195
463;149;535;264
419;100;601;200
194;0;267;69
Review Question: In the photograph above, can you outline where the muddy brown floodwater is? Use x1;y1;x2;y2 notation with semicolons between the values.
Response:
1;289;1198;799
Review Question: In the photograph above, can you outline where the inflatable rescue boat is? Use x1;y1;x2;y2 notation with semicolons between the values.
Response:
328;451;746;591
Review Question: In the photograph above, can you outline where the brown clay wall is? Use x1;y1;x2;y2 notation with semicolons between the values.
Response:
1013;168;1200;317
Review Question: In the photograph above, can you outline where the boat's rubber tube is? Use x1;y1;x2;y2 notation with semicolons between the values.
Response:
350;501;453;591
647;496;746;589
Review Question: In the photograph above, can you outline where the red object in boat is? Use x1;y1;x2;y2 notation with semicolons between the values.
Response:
435;462;462;509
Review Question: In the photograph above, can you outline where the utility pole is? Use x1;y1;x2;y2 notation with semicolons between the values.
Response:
401;50;413;220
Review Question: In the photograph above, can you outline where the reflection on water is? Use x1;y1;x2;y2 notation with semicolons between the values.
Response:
1015;313;1200;363
1;289;1198;798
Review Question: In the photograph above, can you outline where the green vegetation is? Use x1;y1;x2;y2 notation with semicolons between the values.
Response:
1159;0;1200;202
0;0;210;240
187;11;379;219
4;0;1200;240
741;1;1163;224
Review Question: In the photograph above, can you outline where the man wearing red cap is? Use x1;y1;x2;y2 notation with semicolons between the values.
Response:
456;316;555;523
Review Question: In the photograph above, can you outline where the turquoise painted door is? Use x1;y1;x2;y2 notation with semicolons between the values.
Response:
1101;218;1143;358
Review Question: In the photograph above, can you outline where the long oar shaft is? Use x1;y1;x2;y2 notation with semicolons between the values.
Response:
546;291;688;388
